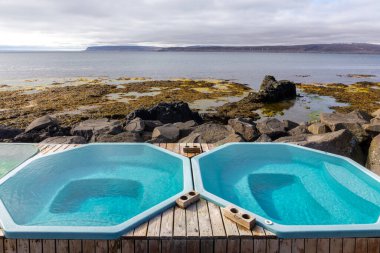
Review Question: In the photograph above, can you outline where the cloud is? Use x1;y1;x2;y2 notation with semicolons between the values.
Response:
0;0;379;49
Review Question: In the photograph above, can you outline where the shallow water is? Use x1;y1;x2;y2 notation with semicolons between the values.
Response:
1;51;380;89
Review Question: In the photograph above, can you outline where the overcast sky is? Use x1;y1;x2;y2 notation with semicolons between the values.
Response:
0;0;379;49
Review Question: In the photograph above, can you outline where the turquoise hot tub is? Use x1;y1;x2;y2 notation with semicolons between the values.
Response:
192;143;380;238
0;143;192;239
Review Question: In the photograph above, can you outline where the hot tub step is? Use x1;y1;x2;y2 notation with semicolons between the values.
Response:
222;205;256;230
176;191;200;208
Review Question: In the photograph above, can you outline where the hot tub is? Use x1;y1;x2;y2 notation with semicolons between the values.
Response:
0;143;192;239
192;143;380;238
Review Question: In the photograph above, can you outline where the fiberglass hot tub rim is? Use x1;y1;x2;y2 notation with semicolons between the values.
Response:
0;143;193;239
191;142;380;238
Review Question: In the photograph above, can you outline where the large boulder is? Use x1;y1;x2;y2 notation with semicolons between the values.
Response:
307;123;329;135
275;129;365;164
40;136;86;144
363;122;380;135
283;120;299;131
215;133;245;146
144;120;163;131
371;109;380;118
25;115;58;133
93;132;144;142
228;118;259;141
126;102;203;124
367;134;380;175
178;124;235;143
0;125;22;140
320;110;371;143
255;75;297;102
125;117;145;133
256;118;287;139
288;125;310;136
255;134;272;142
71;118;123;141
173;120;198;138
152;125;180;143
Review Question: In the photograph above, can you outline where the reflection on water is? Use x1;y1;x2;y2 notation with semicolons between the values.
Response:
255;92;349;122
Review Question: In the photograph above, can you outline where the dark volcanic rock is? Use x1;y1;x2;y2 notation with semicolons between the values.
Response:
228;118;259;141
93;132;144;142
254;75;297;102
367;134;380;175
256;118;287;139
126;102;203;124
152;125;180;143
275;129;365;164
40;136;87;144
71;118;123;141
178;123;235;143
0;125;22;140
25;115;58;133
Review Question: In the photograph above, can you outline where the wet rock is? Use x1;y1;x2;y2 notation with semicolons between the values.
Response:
178;123;235;143
228;118;259;141
0;125;22;140
275;129;365;164
307;123;329;135
215;133;245;146
40;136;87;144
255;75;297;102
25;115;58;133
367;134;380;175
71;118;123;141
152;125;180;143
94;132;144;142
256;118;287;139
283;120;299;131
126;102;203;124
288;125;310;136
173;120;198;138
125;117;145;133
255;134;272;142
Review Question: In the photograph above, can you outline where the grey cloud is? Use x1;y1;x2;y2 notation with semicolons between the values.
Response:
0;0;379;48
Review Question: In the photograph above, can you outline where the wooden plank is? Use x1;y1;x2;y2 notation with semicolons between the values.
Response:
215;239;227;253
134;223;148;253
4;239;16;253
82;240;95;253
200;239;213;253
253;239;267;253
252;225;266;238
305;239;317;253
220;203;240;253
172;239;186;253
207;202;226;238
200;143;210;153
69;240;82;253
42;240;55;253
161;240;173;253
56;240;69;253
292;239;305;253
0;238;4;253
342;238;355;253
108;240;121;253
16;239;29;253
355;238;367;253
173;206;186;239
197;199;212;238
121;239;134;253
160;207;174;239
266;239;279;253
241;239;253;253
147;214;161;253
317;239;329;253
134;240;148;253
264;229;277;239
95;240;108;253
186;202;199;238
186;203;200;253
29;240;42;253
279;239;292;253
368;238;380;253
330;238;342;253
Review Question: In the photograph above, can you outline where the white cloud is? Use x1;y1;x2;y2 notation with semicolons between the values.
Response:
0;0;379;49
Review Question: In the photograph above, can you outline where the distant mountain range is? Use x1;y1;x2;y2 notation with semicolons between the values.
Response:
85;43;380;54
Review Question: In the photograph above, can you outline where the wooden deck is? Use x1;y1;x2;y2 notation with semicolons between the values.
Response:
0;143;378;252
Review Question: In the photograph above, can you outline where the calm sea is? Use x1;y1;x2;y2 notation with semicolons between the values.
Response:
0;51;380;89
